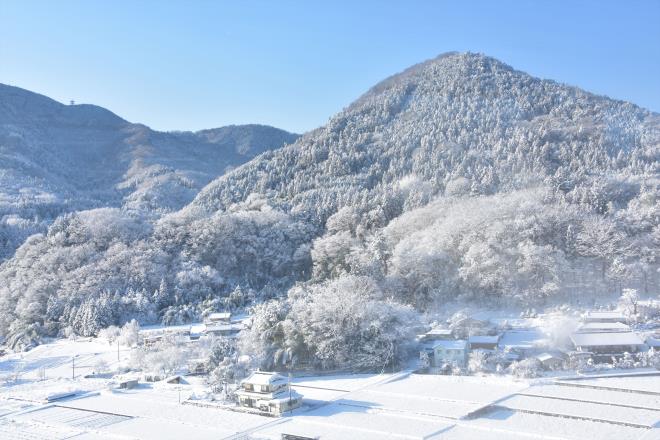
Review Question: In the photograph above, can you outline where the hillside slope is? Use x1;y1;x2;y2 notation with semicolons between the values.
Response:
0;53;658;352
0;84;299;259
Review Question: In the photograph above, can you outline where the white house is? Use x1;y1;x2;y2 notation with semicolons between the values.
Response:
431;340;469;367
236;371;302;415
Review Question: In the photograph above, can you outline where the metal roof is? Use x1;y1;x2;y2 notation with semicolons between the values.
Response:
570;331;644;347
577;322;631;332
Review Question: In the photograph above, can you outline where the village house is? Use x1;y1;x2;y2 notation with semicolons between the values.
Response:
236;371;302;416
204;322;244;338
418;327;454;342
468;334;501;350
576;322;631;333
582;311;627;324
204;312;232;325
430;340;469;368
570;331;645;359
536;352;565;370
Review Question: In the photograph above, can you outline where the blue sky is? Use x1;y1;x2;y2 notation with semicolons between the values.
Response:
1;0;659;133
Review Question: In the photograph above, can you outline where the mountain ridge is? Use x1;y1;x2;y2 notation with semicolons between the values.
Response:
0;52;658;352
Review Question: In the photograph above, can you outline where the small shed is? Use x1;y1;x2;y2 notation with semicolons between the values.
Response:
205;312;232;324
419;327;454;342
432;340;469;367
536;352;565;370
582;311;627;324
468;334;501;350
118;378;139;389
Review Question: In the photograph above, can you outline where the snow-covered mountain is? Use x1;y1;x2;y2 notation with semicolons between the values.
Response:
1;53;658;352
0;83;299;259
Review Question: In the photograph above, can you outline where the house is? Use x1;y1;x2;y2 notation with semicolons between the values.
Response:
498;328;547;356
582;311;627;324
418;327;454;342
468;334;501;350
570;331;645;359
536;352;565;370
142;335;164;347
576;322;631;333
189;324;206;340
236;371;302;415
118;378;139;389
204;322;243;338
431;340;469;368
204;312;231;325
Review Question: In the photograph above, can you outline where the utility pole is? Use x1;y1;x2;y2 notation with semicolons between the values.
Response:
72;356;75;379
288;372;292;414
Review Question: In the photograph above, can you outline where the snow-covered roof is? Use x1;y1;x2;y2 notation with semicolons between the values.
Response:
205;323;243;332
646;337;660;347
570;331;644;347
577;322;631;332
207;312;231;320
582;311;626;322
536;353;563;362
433;340;468;350
427;328;453;336
189;324;206;334
242;371;288;386
499;329;546;349
468;334;501;344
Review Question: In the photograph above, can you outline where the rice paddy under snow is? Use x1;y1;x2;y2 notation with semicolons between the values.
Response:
0;338;659;439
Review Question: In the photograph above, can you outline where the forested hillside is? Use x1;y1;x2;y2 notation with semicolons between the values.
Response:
1;53;658;362
0;83;298;260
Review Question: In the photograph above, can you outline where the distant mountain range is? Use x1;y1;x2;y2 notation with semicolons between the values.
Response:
0;53;658;351
0;83;299;259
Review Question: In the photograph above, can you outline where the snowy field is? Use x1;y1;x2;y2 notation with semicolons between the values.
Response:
0;338;659;439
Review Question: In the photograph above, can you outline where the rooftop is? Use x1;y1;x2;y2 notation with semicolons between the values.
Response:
433;340;468;350
469;334;501;344
577;322;631;333
207;312;231;320
570;331;645;347
242;371;288;386
583;311;626;321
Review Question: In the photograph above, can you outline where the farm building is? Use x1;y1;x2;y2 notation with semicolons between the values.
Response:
582;311;627;324
204;322;243;337
236;371;302;415
118;378;139;389
576;322;631;333
418;327;454;342
570;331;645;358
536;353;565;370
468;334;501;350
431;340;469;367
204;312;231;324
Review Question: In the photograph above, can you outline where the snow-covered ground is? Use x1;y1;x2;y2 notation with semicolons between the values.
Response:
1;337;659;439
